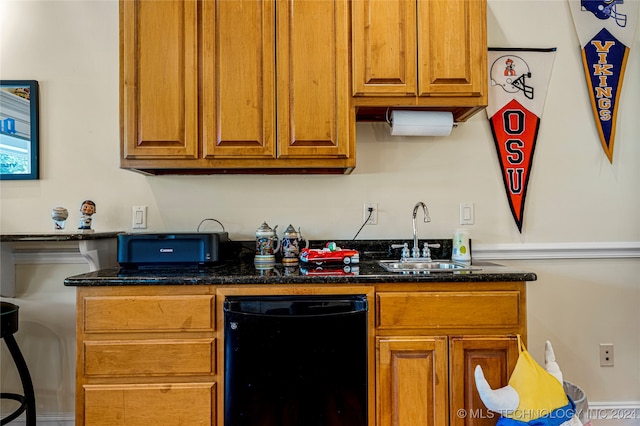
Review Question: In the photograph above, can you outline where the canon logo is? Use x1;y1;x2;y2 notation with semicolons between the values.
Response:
159;248;174;253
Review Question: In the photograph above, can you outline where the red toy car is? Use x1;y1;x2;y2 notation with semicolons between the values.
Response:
299;245;360;265
300;265;359;276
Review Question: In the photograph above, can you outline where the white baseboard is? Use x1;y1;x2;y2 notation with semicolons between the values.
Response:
9;413;74;426
585;403;640;426
9;404;638;426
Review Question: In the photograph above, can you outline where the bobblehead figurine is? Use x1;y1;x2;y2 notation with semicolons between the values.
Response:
78;200;96;231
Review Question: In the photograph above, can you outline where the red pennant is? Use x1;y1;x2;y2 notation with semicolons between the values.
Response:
489;99;541;232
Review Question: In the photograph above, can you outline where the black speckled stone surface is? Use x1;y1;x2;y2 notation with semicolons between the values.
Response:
1;231;122;242
64;239;537;286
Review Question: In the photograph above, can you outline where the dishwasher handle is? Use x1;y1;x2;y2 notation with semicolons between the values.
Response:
223;295;367;317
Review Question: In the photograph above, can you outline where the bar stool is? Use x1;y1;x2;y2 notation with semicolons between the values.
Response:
1;302;36;425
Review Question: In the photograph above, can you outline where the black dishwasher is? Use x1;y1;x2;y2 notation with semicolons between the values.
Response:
224;295;368;426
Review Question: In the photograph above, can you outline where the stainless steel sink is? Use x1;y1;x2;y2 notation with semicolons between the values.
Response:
377;260;480;273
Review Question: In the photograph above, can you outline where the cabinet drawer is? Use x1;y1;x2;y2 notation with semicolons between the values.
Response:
84;382;215;425
84;339;215;377
83;295;214;332
377;291;521;330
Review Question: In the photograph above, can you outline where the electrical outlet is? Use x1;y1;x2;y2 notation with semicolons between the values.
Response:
363;203;378;225
132;206;147;229
599;343;614;366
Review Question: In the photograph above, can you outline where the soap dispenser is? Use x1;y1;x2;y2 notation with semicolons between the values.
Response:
452;229;471;263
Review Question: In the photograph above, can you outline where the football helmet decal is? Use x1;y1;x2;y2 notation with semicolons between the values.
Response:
581;0;627;27
490;55;534;100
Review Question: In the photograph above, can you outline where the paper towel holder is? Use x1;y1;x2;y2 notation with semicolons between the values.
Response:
385;108;457;137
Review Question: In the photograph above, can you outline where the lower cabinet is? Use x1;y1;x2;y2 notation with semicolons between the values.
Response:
377;335;519;426
76;286;218;426
375;286;525;426
75;282;526;426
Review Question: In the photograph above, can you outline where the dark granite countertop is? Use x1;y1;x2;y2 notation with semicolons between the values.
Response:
1;231;122;242
63;239;537;286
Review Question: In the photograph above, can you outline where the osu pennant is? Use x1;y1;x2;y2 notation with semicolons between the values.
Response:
487;48;556;232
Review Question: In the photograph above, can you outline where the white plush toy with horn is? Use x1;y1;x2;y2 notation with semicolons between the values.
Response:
475;339;582;426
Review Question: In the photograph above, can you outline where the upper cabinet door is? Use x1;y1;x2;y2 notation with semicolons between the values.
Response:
120;0;354;173
417;0;486;97
201;0;276;159
352;0;418;96
120;0;199;160
351;0;487;99
276;0;351;159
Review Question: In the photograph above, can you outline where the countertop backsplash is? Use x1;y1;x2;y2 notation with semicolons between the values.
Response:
228;238;458;263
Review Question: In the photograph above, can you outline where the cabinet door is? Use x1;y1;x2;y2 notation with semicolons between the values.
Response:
201;0;276;159
120;0;199;160
417;0;487;97
276;0;351;159
377;336;448;426
449;336;519;426
352;0;417;96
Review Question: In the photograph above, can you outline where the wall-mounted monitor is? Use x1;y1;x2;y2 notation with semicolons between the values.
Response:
0;80;39;180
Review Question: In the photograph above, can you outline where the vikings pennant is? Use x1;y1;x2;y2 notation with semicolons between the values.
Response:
488;48;557;232
569;0;638;163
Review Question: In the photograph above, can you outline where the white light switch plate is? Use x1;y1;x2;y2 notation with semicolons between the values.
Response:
132;206;147;229
459;202;474;225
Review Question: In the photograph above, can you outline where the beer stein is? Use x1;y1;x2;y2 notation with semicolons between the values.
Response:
281;224;309;265
255;222;280;264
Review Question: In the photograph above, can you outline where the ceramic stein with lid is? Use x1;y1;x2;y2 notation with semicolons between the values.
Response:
255;221;280;264
51;207;69;230
281;224;309;265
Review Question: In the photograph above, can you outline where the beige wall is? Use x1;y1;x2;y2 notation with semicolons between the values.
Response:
1;0;638;420
502;258;640;401
1;263;84;417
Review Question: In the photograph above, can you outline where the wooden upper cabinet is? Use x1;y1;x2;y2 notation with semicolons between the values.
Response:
417;0;486;97
120;0;199;160
276;0;351;160
120;0;354;173
201;0;276;160
351;0;488;122
201;0;351;160
352;0;418;96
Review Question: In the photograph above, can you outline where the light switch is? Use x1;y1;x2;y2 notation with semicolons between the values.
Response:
132;206;147;229
459;202;474;225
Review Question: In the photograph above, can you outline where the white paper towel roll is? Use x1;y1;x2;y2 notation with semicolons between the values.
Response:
390;110;454;136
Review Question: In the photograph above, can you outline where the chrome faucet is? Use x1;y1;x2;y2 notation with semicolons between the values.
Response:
412;202;431;258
